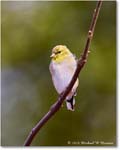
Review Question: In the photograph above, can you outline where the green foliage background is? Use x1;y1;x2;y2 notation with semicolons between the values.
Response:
1;1;116;146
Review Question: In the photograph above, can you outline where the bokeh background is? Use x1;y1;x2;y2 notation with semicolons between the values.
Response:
1;1;116;146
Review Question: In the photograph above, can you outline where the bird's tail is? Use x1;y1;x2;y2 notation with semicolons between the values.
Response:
66;96;75;111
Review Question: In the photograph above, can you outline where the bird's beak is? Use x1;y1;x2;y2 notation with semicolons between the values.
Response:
50;53;55;58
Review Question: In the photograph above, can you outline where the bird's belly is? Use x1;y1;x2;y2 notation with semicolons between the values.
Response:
52;67;74;94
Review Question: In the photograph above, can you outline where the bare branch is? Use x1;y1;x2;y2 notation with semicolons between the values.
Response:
24;0;102;146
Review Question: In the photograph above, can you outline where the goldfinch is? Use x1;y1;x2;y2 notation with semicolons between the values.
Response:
49;45;79;111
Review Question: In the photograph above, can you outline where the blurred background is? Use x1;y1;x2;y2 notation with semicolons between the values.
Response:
1;1;116;146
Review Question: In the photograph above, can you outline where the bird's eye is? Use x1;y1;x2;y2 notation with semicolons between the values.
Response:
56;51;61;54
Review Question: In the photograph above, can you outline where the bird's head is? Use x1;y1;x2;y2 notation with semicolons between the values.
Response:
50;45;71;63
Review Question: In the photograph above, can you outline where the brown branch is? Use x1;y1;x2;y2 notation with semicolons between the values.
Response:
24;0;102;146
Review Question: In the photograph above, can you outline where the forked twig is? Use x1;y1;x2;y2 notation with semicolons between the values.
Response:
24;0;102;146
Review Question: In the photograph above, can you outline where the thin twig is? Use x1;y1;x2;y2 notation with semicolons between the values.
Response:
24;0;102;146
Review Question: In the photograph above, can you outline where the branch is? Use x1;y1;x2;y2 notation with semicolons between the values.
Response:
24;0;102;146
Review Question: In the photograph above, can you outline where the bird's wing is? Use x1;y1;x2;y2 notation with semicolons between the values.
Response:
73;53;77;60
65;56;77;74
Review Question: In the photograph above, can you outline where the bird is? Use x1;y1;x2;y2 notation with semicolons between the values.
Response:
49;45;79;111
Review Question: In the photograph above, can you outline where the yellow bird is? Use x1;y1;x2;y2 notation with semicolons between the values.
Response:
49;45;79;111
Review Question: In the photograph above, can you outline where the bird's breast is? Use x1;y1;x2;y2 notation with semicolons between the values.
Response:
51;61;76;94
